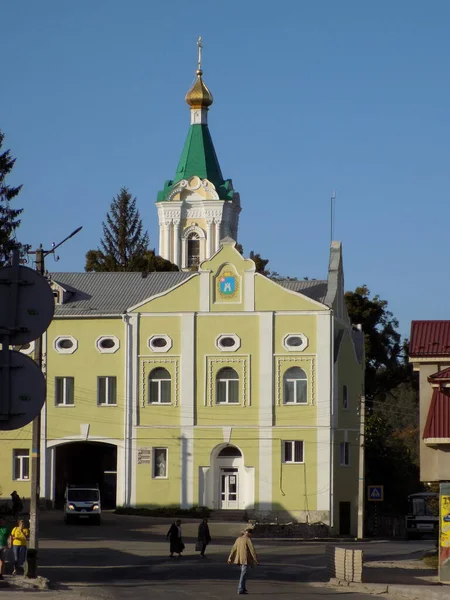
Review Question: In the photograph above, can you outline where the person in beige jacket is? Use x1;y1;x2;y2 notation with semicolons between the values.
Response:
227;527;259;595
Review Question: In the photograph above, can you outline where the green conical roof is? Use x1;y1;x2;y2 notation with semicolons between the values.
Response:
157;123;235;202
173;124;224;187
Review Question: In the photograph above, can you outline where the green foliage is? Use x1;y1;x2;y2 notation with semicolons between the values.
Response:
85;187;178;272
345;285;410;402
0;131;25;265
236;244;271;276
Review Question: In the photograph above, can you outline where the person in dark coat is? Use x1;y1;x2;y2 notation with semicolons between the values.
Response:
10;492;22;521
167;519;184;558
197;518;211;558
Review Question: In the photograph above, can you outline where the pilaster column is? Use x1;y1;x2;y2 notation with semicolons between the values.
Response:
163;220;172;261
214;219;221;252
206;219;213;259
173;220;181;267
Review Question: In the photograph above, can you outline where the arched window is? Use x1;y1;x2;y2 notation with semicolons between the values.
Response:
283;367;307;404
148;368;171;404
187;233;200;267
216;367;239;404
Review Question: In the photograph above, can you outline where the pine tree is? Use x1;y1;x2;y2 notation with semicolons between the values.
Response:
0;131;23;265
85;187;178;272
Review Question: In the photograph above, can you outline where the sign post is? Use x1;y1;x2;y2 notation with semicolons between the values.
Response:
368;485;384;537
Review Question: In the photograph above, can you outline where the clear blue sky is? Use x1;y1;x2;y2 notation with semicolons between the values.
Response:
2;0;449;337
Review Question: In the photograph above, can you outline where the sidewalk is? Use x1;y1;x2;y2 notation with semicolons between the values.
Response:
328;552;450;600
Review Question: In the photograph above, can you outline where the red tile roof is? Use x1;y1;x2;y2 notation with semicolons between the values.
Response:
410;321;450;357
423;389;450;439
429;367;450;382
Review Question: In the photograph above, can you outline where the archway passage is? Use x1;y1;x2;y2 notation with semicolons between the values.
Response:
54;442;117;509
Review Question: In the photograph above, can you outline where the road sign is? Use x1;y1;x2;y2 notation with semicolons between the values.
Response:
368;485;384;502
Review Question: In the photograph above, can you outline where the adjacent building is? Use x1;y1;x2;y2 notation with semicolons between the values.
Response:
410;321;450;482
0;52;364;534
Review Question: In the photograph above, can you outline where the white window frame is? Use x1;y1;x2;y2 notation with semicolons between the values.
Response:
97;376;117;406
283;367;308;405
283;333;309;352
216;334;241;352
54;335;78;355
148;368;172;404
152;447;168;479
13;449;30;481
55;376;75;406
282;441;304;464
96;335;120;354
216;368;240;404
343;385;349;410
148;335;173;353
340;441;350;466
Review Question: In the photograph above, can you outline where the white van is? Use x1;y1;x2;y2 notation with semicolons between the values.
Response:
64;484;101;525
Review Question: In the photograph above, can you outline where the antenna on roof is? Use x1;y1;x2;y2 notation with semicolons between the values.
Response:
330;190;336;243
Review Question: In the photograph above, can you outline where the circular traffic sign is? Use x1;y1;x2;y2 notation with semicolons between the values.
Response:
0;350;46;430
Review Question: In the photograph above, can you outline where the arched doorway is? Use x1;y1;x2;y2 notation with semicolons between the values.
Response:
199;444;255;510
217;446;242;509
54;442;117;509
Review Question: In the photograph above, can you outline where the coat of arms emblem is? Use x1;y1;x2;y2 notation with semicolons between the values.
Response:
219;272;236;295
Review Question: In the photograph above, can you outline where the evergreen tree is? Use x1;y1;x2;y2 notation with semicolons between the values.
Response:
85;187;177;272
0;131;24;265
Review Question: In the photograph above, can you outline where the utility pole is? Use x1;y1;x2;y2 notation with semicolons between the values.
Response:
29;247;44;555
27;227;82;575
357;394;366;540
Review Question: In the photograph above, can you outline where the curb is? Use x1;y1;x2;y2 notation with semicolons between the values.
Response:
328;579;450;600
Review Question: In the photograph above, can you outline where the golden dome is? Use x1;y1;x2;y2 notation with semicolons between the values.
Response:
185;69;213;109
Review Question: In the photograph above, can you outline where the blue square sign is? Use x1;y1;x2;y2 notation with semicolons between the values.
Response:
368;485;384;502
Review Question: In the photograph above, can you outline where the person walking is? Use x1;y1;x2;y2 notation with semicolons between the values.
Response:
166;519;184;558
227;527;259;595
10;492;23;521
10;518;29;575
0;517;11;579
197;518;211;558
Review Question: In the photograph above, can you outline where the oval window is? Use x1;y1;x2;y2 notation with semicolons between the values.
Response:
100;338;115;349
286;336;303;347
58;339;74;350
152;337;168;348
219;337;236;348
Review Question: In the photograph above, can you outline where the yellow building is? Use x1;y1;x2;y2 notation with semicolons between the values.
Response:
0;50;364;535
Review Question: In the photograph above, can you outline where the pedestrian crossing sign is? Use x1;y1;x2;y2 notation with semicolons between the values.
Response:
368;485;384;502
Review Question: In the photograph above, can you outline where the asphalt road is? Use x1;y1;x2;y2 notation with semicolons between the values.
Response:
25;510;435;600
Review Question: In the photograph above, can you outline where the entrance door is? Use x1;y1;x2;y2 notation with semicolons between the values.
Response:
339;501;351;535
220;469;238;509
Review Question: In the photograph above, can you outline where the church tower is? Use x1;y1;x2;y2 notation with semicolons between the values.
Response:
156;38;241;269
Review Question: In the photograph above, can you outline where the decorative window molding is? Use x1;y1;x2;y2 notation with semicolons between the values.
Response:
141;358;179;408
148;367;171;404
275;355;315;406
283;366;308;405
96;336;120;354
216;334;241;352
282;441;304;464
13;341;35;356
54;336;78;355
283;333;309;352
205;355;249;407
148;335;173;353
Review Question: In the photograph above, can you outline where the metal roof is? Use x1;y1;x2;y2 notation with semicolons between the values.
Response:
277;280;328;304
429;367;450;381
410;321;450;357
50;272;193;316
423;389;450;439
